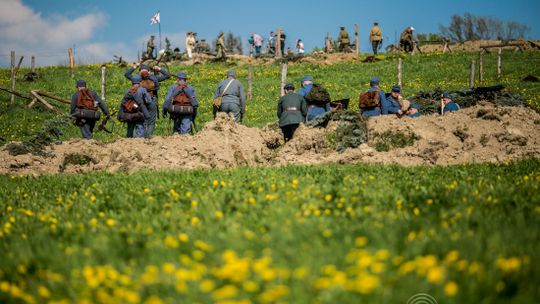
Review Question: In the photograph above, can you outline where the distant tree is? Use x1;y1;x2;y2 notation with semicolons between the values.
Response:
439;13;530;42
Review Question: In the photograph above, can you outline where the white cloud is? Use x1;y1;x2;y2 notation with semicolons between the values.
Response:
0;0;107;66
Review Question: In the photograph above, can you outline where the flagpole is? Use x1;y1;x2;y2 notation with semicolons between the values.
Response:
158;11;162;51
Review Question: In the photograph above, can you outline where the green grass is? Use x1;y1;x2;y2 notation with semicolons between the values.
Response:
1;51;539;143
0;159;539;303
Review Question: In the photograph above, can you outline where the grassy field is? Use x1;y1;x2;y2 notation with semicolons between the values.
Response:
1;52;540;303
0;51;539;143
1;159;539;303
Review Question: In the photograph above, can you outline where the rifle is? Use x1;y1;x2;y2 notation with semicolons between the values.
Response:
97;110;117;133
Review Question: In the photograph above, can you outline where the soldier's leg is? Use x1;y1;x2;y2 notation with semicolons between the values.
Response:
80;122;93;139
180;116;192;134
127;123;135;138
229;103;241;122
145;101;158;137
173;117;182;134
134;122;145;138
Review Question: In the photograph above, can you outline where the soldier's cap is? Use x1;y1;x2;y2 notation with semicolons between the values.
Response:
140;70;150;77
227;70;236;77
370;76;380;86
410;26;415;31
340;26;345;29
284;83;295;90
300;76;313;83
442;92;450;99
374;22;379;25
177;71;188;79
76;80;86;88
140;64;150;71
150;35;155;38
131;75;142;84
391;85;401;92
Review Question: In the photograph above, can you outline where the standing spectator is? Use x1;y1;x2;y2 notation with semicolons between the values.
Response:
279;31;286;55
268;31;276;55
214;70;246;122
124;63;171;137
163;71;199;134
296;39;305;55
400;26;415;53
70;80;110;139
338;26;350;52
277;83;307;141
253;32;263;57
369;22;383;55
145;35;155;59
185;32;196;59
216;32;227;60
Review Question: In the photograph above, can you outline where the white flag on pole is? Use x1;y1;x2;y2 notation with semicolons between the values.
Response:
150;11;160;25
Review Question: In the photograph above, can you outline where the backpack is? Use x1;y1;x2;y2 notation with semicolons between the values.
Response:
169;84;194;115
140;79;155;96
76;89;97;110
359;90;380;108
305;84;331;106
123;85;141;113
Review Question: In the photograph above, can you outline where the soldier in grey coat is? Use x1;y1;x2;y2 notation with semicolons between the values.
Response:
70;80;110;139
214;70;246;122
277;83;307;141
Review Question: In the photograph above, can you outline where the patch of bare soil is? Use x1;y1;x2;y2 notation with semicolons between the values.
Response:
420;39;540;53
2;106;540;175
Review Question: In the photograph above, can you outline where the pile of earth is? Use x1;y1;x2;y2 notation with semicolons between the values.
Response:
2;104;540;176
419;39;540;53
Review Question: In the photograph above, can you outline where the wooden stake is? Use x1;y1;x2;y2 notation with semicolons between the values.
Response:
276;28;282;57
31;56;35;74
101;65;107;102
354;23;359;57
32;90;70;104
397;58;402;87
0;86;32;100
497;47;502;79
68;48;74;78
247;64;253;100
325;32;332;53
10;50;15;104
14;56;24;76
30;90;55;110
469;60;475;89
280;63;287;97
479;49;484;83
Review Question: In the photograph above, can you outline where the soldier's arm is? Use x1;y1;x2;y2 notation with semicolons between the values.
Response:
238;81;246;113
300;96;308;117
277;98;283;118
155;68;171;82
70;93;78;114
185;85;198;107
124;67;136;81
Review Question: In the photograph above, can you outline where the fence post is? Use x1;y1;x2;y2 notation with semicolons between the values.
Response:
68;48;74;78
354;23;359;57
326;32;332;53
469;60;475;89
101;65;106;102
10;51;15;104
479;49;484;83
31;56;35;74
247;64;253;100
276;27;282;57
397;58;402;87
280;63;287;97
497;48;502;79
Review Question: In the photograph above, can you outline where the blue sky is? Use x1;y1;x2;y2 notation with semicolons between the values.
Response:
1;0;539;66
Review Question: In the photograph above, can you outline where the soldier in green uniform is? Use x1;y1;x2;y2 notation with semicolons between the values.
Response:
399;26;415;53
338;26;350;52
146;35;155;59
277;83;307;141
216;32;226;60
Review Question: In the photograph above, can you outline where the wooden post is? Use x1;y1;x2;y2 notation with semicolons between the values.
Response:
479;49;484;83
31;56;35;74
101;65;106;102
276;28;282;57
68;48;74;78
469;60;475;89
397;58;402;87
10;51;15;104
30;90;55;110
280;63;287;97
354;23;359;57
497;47;502;79
247;64;253;100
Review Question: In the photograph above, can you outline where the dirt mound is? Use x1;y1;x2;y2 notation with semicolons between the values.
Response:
420;39;540;53
1;106;540;175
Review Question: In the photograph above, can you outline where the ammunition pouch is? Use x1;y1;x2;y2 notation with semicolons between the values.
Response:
72;109;100;120
118;111;144;123
169;104;194;115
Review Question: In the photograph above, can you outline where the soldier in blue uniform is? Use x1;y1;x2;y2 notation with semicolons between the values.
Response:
118;75;151;138
277;83;307;141
163;71;199;135
70;80;110;139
